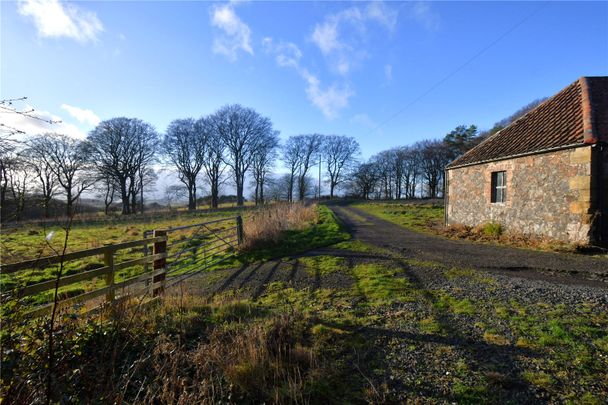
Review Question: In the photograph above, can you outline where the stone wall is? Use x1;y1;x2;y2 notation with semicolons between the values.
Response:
591;144;608;245
446;146;594;243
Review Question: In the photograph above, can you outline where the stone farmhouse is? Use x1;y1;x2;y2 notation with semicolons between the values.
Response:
445;76;607;246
